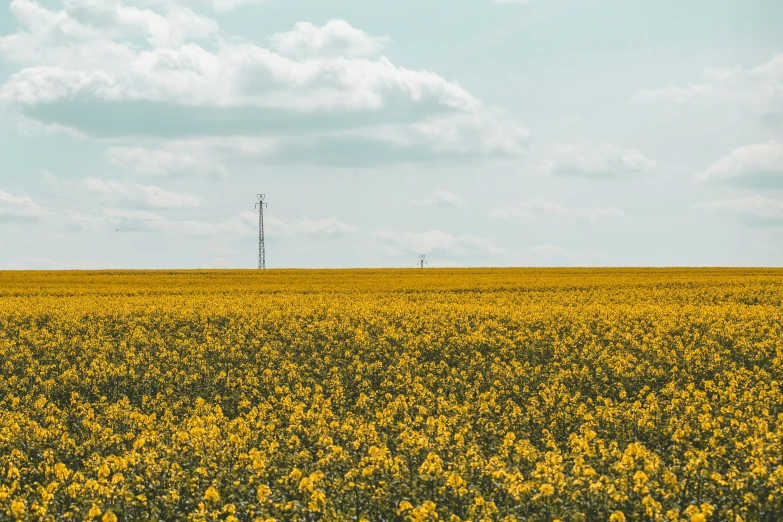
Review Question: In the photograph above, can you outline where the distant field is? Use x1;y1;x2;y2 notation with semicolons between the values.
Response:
1;269;781;521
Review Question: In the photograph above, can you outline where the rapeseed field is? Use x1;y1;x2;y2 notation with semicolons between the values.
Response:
0;268;781;521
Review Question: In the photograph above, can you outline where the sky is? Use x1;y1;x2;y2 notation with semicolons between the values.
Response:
0;0;782;269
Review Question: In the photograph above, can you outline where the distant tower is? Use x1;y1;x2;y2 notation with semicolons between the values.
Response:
419;254;426;268
255;194;267;269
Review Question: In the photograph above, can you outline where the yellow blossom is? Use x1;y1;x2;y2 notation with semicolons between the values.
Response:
204;487;220;502
10;500;25;517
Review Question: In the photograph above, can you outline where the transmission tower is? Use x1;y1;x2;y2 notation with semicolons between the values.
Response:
419;254;426;268
255;194;267;269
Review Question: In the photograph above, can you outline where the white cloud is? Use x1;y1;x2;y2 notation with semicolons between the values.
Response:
0;190;44;222
489;197;628;223
140;0;265;11
632;83;717;106
104;146;230;178
519;244;610;266
2;0;218;56
420;259;466;268
0;255;114;269
373;229;502;256
108;209;358;240
103;115;527;172
267;216;358;237
17;117;87;139
269;19;391;59
41;170;60;188
118;0;264;11
695;141;783;187
161;212;256;237
407;108;529;155
208;244;234;255
200;0;263;11
105;208;167;220
0;1;529;164
411;190;464;208
696;195;783;226
0;189;99;232
104;137;277;176
0;43;479;113
69;0;220;46
81;177;206;208
104;136;280;176
212;256;234;268
2;185;236;236
297;108;530;161
539;143;657;179
632;53;783;122
107;209;257;237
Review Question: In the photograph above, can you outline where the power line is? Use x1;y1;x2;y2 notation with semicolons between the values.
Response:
0;181;245;211
0;194;247;223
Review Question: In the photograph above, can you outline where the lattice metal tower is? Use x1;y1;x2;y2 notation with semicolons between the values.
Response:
255;194;267;269
419;254;426;268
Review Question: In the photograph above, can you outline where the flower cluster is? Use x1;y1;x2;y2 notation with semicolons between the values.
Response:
0;268;781;520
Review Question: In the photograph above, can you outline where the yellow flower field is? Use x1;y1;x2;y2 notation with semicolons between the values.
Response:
0;268;781;521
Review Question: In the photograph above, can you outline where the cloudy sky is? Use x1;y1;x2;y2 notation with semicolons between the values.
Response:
0;0;781;269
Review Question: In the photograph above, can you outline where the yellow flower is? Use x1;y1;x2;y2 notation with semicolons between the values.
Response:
419;452;444;478
2;268;781;519
410;501;438;521
308;489;326;512
53;463;71;481
102;511;118;522
10;500;25;517
397;501;414;515
169;489;181;503
609;511;626;522
204;486;220;502
257;484;272;503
